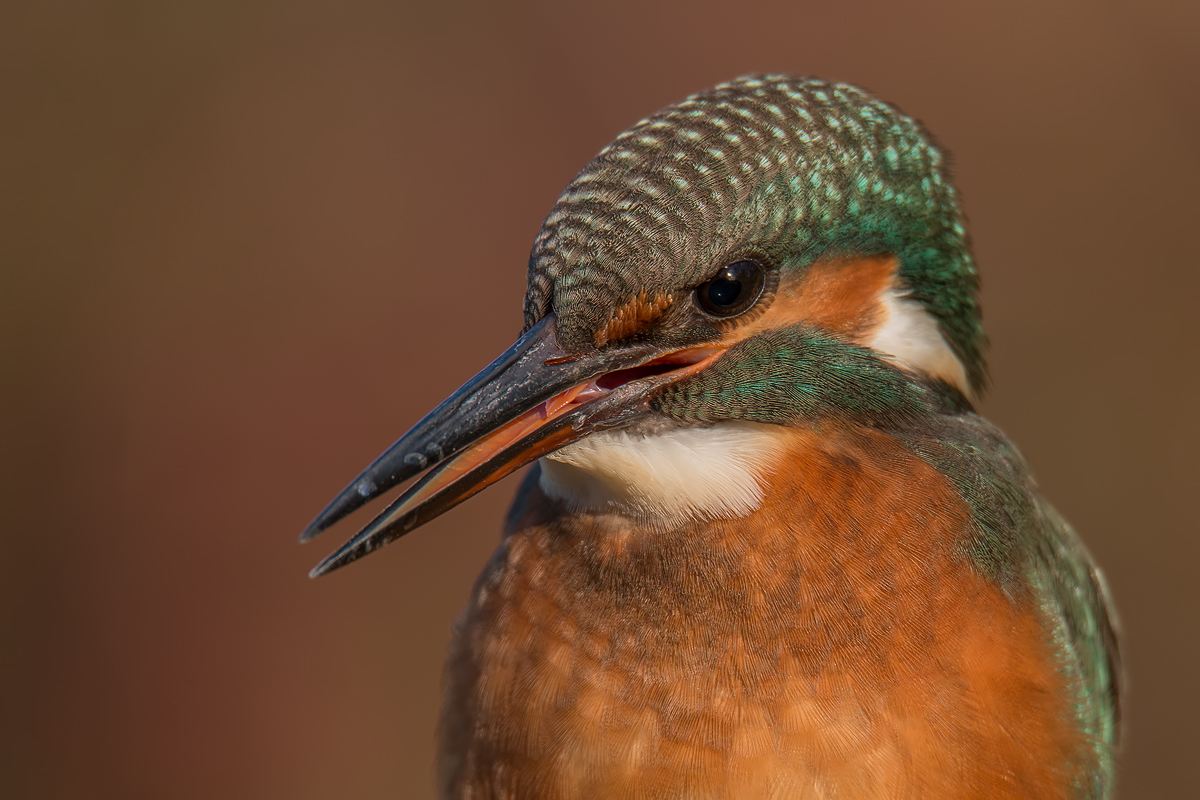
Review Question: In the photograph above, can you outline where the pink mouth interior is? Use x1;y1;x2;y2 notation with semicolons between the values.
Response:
546;347;721;415
595;348;721;391
596;362;685;390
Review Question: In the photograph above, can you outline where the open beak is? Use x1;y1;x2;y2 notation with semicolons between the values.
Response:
302;315;722;577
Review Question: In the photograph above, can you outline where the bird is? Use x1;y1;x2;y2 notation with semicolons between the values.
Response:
302;75;1121;799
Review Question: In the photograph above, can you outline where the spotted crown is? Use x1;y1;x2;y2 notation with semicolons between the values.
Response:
524;74;986;392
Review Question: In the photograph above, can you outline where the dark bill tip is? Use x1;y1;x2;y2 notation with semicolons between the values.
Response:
298;473;392;542
298;316;571;543
308;409;580;578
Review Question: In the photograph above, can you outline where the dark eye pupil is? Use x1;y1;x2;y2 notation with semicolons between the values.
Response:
706;276;743;307
695;259;765;317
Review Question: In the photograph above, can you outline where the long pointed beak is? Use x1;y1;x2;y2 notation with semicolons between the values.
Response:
303;315;722;577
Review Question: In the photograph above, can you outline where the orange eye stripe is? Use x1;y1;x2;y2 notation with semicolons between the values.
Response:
726;255;898;344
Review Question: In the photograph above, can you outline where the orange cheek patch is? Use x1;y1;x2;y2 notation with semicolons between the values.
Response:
595;291;674;347
730;255;899;344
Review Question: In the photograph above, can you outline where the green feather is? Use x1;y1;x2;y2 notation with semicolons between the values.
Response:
899;414;1121;798
652;324;928;426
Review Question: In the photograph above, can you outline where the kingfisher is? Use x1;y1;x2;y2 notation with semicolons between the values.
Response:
302;76;1120;798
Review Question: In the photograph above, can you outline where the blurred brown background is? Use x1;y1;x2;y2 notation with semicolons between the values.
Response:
2;1;1197;797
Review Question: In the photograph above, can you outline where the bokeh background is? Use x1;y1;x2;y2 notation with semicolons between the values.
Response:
3;1;1197;797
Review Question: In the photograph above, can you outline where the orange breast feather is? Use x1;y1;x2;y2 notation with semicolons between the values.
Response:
439;427;1092;798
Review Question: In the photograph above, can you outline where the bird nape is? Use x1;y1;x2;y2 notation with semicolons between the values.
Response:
302;75;1120;799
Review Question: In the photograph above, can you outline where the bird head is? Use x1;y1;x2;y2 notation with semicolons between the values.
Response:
303;75;985;576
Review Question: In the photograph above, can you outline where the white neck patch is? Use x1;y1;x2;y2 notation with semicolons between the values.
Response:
866;287;971;396
538;421;785;526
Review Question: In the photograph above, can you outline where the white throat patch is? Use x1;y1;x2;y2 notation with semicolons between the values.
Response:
538;421;785;526
867;287;971;396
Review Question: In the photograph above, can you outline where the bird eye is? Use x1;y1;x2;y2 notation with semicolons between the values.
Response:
694;260;766;318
